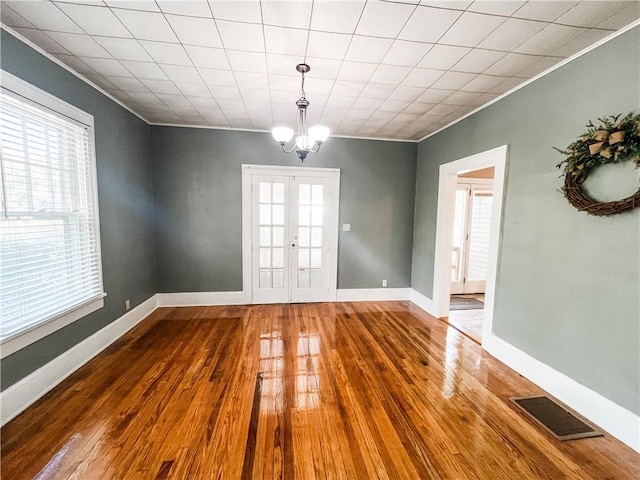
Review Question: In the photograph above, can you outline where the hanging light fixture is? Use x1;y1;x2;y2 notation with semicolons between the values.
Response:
272;63;330;162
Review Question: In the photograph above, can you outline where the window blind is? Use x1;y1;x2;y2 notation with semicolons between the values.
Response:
0;91;103;342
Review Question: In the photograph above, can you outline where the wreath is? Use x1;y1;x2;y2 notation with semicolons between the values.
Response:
554;113;640;216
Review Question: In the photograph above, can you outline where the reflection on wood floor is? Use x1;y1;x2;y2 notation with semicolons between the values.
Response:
2;302;638;479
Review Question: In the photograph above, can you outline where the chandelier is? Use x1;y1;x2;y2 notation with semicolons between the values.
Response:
271;63;330;162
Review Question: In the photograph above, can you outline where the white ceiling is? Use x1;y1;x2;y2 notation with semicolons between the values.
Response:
2;0;638;141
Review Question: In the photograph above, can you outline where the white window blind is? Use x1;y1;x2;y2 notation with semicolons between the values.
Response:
0;90;103;343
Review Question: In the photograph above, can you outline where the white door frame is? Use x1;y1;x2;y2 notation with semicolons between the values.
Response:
241;164;340;304
432;145;508;348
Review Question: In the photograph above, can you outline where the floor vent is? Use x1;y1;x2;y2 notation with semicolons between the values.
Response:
510;396;603;441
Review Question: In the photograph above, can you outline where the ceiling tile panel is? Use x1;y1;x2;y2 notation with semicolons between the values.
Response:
477;18;547;51
235;72;270;89
370;65;412;85
439;12;506;47
208;0;261;23
54;54;96;74
264;26;308;56
139;41;192;66
303;57;342;79
345;36;393;63
596;4;640;30
226;50;268;73
140;79;181;95
14;28;71;55
388;85;425;102
382;40;433;67
262;0;312;29
554;29;613;57
460;74;504;93
209;85;241;100
360;82;396;99
512;1;578;22
418;44;471;70
431;71;477;90
402;68;444;88
337;62;377;83
467;1;525;16
161;64;203;83
216;20;264;52
105;76;149;92
46;31;111;57
557;1;633;27
95;37;153;61
330;81;365;98
355;1;415;38
157;0;212;17
267;53;301;76
80;57;132;76
104;1;160;11
515;24;587;55
121;60;169;80
198;67;236;86
112;9;178;42
306;31;351;60
7;1;83;33
175;82;210;97
310;0;366;34
1;6;35;28
184;45;230;69
452;48;506;73
166;15;222;48
484;52;543;77
56;3;131;37
400;6;462;43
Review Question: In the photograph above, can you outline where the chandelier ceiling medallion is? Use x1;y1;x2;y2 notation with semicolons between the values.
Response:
271;63;330;162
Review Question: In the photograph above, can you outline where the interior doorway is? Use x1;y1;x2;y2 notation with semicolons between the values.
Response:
242;165;340;304
448;168;494;343
431;146;508;350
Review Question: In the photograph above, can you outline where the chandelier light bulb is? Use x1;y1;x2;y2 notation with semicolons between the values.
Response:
309;125;330;144
272;126;294;145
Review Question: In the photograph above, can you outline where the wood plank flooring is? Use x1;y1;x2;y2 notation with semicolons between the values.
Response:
2;302;638;479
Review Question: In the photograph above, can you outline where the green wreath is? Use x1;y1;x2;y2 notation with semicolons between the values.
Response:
555;113;640;216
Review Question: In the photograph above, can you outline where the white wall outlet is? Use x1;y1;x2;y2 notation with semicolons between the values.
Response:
125;299;131;311
342;224;351;232
382;280;387;287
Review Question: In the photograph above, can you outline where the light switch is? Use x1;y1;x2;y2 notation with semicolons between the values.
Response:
342;224;351;232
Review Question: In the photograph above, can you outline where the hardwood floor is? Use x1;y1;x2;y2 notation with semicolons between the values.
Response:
2;302;638;479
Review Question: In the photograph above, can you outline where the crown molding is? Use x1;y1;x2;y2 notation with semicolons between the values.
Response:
1;25;150;125
417;20;640;143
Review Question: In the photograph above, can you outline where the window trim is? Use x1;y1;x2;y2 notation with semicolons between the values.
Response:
0;70;105;359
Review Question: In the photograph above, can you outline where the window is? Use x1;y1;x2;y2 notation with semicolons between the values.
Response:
0;71;104;357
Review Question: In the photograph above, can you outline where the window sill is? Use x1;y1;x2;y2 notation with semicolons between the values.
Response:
1;294;106;359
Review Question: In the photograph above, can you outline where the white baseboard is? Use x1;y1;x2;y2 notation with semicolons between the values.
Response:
409;288;438;317
156;291;246;307
0;295;158;427
336;288;411;302
488;335;640;453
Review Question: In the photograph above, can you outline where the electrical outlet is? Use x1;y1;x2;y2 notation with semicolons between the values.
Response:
382;280;387;287
125;299;131;311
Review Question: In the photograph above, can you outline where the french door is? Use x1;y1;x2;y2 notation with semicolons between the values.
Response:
243;166;339;304
451;181;493;294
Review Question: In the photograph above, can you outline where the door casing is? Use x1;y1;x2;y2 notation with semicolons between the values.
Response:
242;164;340;304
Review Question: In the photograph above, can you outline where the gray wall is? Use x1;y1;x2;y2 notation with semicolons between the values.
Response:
0;30;156;390
151;127;417;292
411;28;640;414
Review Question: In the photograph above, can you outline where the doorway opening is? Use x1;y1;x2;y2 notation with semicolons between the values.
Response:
432;146;507;349
448;167;494;343
242;165;340;304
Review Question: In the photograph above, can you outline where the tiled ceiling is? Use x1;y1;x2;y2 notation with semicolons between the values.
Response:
2;1;638;141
